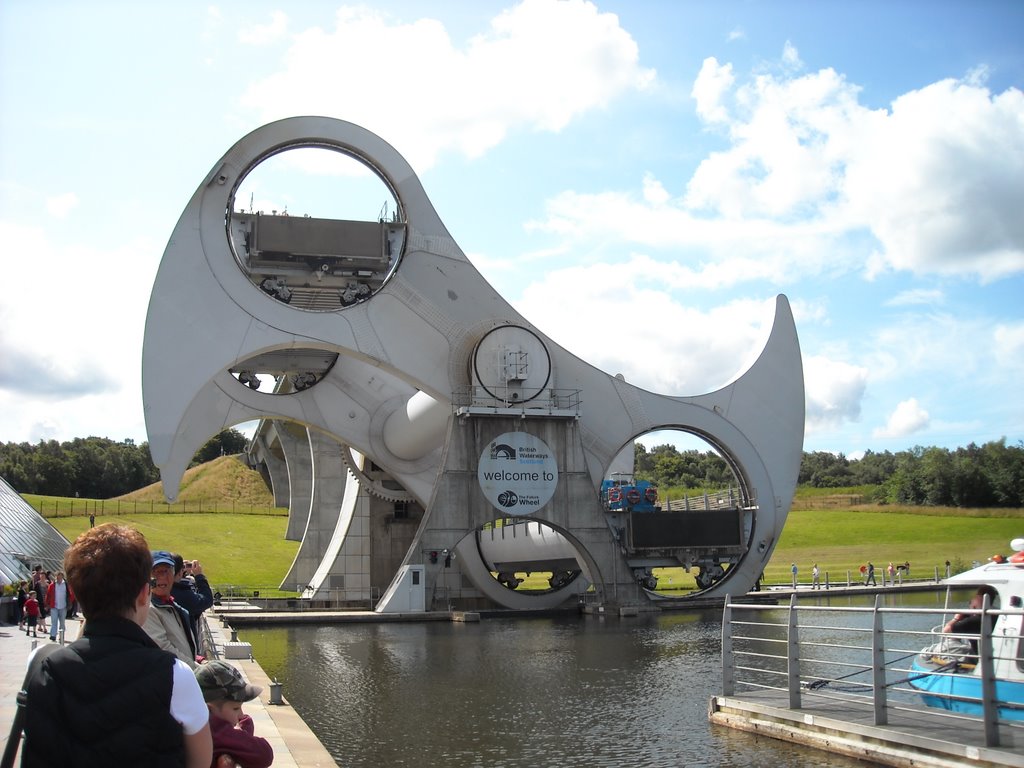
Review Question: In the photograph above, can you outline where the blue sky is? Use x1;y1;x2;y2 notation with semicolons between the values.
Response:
1;0;1022;459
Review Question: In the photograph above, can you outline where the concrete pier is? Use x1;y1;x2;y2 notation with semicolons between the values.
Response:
710;690;1024;768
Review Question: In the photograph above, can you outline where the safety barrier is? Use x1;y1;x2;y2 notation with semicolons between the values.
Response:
721;594;1024;747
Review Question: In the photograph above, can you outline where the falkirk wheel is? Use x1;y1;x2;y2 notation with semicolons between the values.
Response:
143;116;805;613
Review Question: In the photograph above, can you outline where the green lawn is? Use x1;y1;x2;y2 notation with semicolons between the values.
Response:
49;514;299;597
43;504;1024;596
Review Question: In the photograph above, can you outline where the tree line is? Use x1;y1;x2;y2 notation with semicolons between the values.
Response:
0;430;249;499
636;438;1024;508
3;432;1021;508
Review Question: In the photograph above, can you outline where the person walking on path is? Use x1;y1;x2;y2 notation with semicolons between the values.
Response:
46;570;74;642
32;569;48;635
791;563;798;588
16;580;28;629
811;564;821;590
23;590;40;636
864;561;877;586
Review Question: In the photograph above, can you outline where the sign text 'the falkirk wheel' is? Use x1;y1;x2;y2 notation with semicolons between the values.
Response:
142;116;805;612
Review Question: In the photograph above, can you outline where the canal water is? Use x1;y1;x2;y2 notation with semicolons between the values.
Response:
245;590;964;767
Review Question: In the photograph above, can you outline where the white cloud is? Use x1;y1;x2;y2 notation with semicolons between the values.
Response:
847;80;1024;282
781;40;802;70
885;288;944;306
692;57;734;124
238;10;288;45
993;321;1024;376
803;355;868;432
46;192;79;218
873;397;930;438
513;263;777;394
533;45;1024;288
867;313;988;383
238;0;655;170
0;219;160;443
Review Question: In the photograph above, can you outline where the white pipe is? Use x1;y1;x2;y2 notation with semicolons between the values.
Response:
382;390;449;460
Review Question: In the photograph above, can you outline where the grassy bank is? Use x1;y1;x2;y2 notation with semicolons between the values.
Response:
34;467;1024;595
48;513;299;597
761;507;1022;585
43;504;1023;596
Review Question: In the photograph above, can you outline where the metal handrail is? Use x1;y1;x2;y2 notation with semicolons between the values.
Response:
721;592;1024;748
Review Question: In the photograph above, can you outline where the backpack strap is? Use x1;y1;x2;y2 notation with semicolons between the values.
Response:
1;644;62;768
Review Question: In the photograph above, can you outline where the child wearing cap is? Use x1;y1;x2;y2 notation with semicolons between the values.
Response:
195;660;275;768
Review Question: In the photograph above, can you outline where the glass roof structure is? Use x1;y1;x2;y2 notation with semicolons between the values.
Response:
0;475;69;586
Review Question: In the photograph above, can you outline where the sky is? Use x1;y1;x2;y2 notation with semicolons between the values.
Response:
1;0;1022;461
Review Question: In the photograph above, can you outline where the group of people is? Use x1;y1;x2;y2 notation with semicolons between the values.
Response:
790;562;825;589
789;560;912;589
15;523;274;768
13;567;76;641
862;560;910;586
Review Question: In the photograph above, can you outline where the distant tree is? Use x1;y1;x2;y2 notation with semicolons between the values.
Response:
979;439;1024;506
798;451;852;488
191;428;249;467
849;450;897;485
0;436;157;497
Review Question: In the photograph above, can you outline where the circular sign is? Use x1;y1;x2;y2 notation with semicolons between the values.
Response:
478;432;558;516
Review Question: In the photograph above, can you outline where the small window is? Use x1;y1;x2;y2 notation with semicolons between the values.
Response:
412;570;420;585
394;501;410;519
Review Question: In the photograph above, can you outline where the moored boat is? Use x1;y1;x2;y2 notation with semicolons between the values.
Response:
909;537;1024;720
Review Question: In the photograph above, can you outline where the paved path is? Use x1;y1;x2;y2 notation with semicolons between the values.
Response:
0;612;337;767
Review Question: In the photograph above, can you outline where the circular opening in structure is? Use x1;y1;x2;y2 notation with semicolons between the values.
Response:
229;349;339;395
604;429;751;594
227;145;406;311
477;517;583;594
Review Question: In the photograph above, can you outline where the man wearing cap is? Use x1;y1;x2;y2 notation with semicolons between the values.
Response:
195;660;275;768
144;550;199;668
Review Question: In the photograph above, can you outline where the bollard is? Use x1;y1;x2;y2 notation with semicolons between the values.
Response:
269;678;284;705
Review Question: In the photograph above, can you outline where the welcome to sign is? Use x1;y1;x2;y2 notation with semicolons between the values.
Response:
477;432;559;516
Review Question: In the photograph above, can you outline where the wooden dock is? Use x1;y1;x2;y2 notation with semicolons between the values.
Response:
710;688;1024;767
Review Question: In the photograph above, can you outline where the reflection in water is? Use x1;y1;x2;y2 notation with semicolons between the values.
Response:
245;591;965;767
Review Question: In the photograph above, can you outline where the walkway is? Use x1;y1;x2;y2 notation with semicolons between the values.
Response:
0;612;337;767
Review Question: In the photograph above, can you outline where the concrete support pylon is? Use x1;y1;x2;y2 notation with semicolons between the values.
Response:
280;429;350;593
275;424;313;543
259;424;290;509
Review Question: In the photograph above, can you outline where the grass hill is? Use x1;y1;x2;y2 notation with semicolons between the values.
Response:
118;454;276;505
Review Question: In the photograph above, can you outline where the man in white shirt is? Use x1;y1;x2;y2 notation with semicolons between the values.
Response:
46;570;71;642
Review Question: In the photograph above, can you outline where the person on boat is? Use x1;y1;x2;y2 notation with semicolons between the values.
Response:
942;585;999;657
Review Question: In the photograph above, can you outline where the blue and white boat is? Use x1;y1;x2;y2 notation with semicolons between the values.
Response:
910;537;1024;720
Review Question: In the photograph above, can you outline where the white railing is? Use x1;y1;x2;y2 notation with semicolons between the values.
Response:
663;487;749;511
721;594;1024;747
